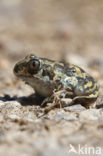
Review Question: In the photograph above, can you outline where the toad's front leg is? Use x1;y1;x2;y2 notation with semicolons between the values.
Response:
43;90;74;113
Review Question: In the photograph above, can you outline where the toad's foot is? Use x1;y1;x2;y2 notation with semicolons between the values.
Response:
43;90;74;113
43;92;96;113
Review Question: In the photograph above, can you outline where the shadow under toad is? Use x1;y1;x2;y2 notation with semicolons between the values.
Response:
1;94;103;109
0;94;45;107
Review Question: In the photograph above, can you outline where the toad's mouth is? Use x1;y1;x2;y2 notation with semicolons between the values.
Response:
18;74;54;86
15;73;33;78
15;74;41;82
14;73;33;81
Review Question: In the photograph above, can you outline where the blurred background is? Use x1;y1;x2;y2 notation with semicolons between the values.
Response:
0;0;103;64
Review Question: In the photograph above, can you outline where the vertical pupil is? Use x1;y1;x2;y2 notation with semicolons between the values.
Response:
32;61;35;66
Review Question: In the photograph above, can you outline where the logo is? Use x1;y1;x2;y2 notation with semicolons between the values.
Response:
68;144;103;155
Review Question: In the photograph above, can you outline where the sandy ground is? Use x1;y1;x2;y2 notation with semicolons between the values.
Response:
0;0;103;156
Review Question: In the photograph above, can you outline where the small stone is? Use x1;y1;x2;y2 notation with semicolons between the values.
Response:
55;112;77;121
64;104;86;111
8;114;20;120
61;98;73;106
0;101;5;106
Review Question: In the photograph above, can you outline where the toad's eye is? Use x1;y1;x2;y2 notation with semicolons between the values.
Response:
28;59;40;74
30;59;40;69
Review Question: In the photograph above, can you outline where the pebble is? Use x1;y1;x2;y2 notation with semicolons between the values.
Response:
55;112;77;121
64;104;86;111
